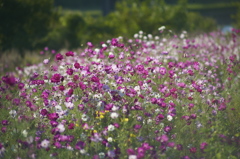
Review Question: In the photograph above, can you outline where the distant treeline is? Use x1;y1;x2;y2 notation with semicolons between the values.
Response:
54;0;240;10
167;0;239;4
1;0;240;57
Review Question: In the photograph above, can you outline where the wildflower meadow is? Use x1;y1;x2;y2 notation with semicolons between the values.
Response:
0;28;240;159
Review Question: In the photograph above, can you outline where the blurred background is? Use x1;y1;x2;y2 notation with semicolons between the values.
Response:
0;0;240;72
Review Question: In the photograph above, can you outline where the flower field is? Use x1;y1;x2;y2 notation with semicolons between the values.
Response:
0;28;240;159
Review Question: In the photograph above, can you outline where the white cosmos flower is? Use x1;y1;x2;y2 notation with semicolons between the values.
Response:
66;145;74;151
108;124;115;131
26;136;33;144
41;139;50;148
110;112;119;119
107;137;113;142
57;124;65;133
107;150;116;158
99;152;105;158
80;149;86;154
134;34;138;38
65;102;74;109
129;155;137;159
22;130;28;137
155;109;160;112
55;105;63;112
9;110;17;118
160;123;164;128
158;26;166;31
167;115;173;121
111;105;119;111
102;44;107;48
81;114;89;121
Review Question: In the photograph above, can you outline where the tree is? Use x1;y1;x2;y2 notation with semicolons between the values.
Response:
0;0;57;56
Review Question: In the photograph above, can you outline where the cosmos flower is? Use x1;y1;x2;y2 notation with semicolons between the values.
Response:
108;124;115;131
40;139;50;149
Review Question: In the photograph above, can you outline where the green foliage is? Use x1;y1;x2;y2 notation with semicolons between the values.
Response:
0;0;219;53
43;0;217;51
232;3;240;28
41;12;114;50
0;0;57;56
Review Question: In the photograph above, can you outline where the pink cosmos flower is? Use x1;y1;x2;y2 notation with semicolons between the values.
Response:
55;53;63;61
47;113;59;121
189;147;197;153
51;74;62;83
159;67;167;75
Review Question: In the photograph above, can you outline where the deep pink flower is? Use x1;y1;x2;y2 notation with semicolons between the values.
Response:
113;123;120;128
59;85;65;91
68;123;75;129
111;38;118;46
188;103;194;109
200;142;208;150
137;147;145;154
105;103;113;110
108;54;115;59
65;51;74;56
51;74;62;83
177;144;183;150
53;142;62;148
66;68;73;75
74;62;81;69
164;126;172;133
167;142;175;148
91;76;99;83
138;81;143;86
188;70;194;76
159;67;167;75
159;134;168;142
189;147;197;153
190;114;197;119
218;103;226;111
178;82;186;88
12;98;20;105
78;104;84;111
75;141;86;150
182;115;190;121
2;75;16;86
134;124;142;130
178;62;186;69
25;101;32;107
87;42;94;48
229;54;236;63
168;62;175;68
141;142;152;150
1;120;9;125
40;109;49;116
127;148;135;155
73;75;79;81
50;120;58;127
48;113;59;121
136;65;144;72
155;114;164;122
117;43;124;48
55;53;63;60
67;88;74;96
1;127;7;133
168;70;175;76
151;98;157;104
18;83;25;89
